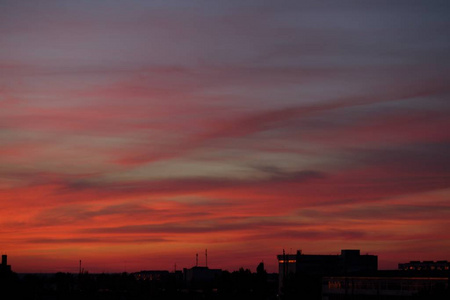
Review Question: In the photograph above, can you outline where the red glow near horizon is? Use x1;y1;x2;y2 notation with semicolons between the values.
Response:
1;0;449;274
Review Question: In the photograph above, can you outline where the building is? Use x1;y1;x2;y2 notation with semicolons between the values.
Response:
322;272;449;299
133;270;170;281
399;260;450;271
277;250;377;286
183;266;222;288
0;255;11;274
277;249;377;295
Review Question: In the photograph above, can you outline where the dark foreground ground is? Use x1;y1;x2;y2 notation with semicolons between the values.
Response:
0;269;279;300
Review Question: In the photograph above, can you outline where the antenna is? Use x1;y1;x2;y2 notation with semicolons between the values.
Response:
79;260;82;274
196;253;198;267
205;249;208;268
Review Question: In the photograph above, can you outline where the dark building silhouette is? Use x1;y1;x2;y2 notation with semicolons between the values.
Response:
277;250;377;283
0;255;11;273
0;254;17;298
322;270;449;299
183;266;222;288
134;270;171;281
277;249;377;297
399;260;450;271
2;251;447;300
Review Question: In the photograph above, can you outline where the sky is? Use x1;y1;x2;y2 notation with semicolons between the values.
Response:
1;0;449;273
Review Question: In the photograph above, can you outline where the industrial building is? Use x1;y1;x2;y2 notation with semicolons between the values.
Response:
277;250;377;287
398;260;450;271
322;272;449;299
133;270;171;281
183;266;222;288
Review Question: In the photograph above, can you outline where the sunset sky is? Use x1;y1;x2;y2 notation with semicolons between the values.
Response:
1;0;449;273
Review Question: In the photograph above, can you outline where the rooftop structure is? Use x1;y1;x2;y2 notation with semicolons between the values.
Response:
0;255;11;274
277;249;377;294
183;266;222;288
278;249;377;275
399;260;450;271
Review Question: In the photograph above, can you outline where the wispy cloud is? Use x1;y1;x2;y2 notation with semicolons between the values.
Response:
1;0;449;273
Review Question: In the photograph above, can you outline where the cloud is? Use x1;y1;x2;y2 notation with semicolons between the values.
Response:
58;169;326;199
297;203;450;222
24;237;168;245
82;217;307;235
352;142;450;175
1;0;450;272
253;229;369;241
32;203;159;226
340;205;450;221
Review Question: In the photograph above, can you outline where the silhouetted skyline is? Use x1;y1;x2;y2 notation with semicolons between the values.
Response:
1;252;448;300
